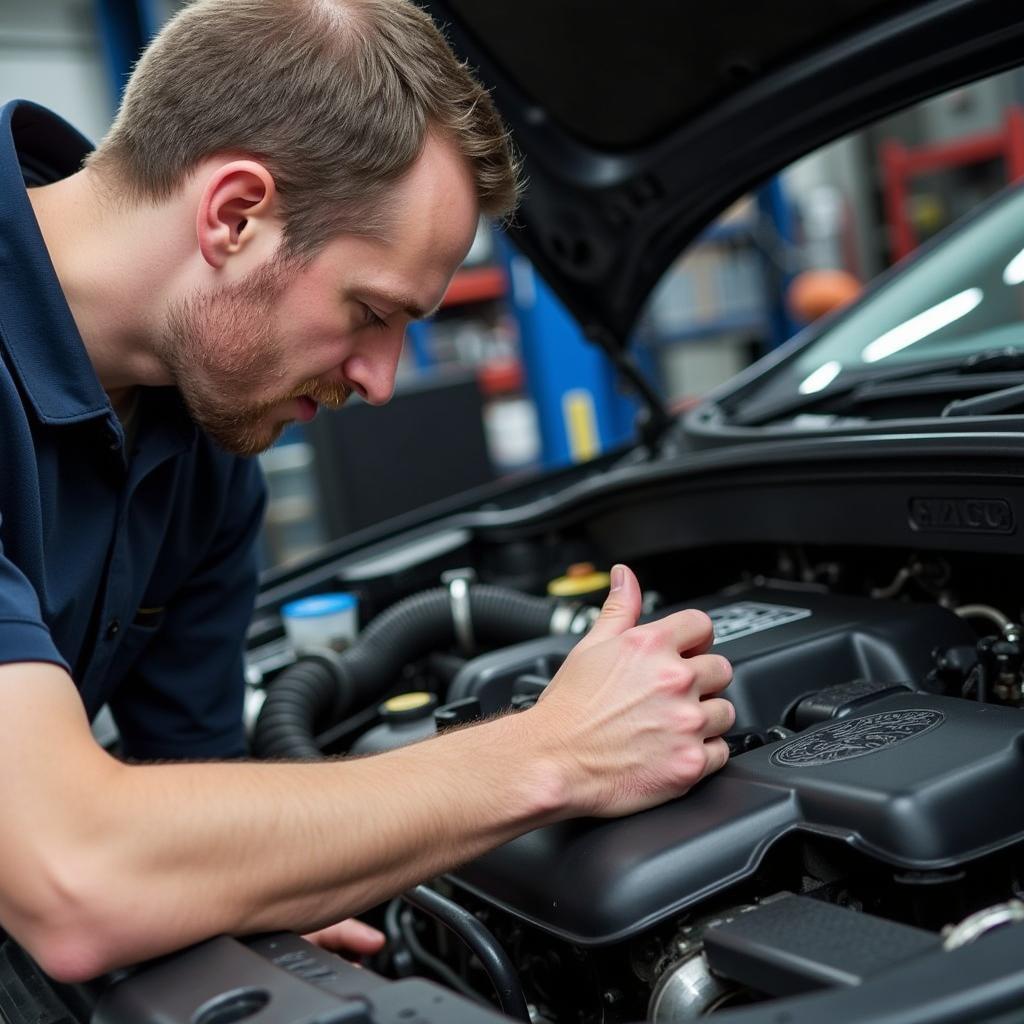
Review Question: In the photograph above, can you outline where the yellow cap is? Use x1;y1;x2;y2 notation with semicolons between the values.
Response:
547;563;611;598
382;692;434;713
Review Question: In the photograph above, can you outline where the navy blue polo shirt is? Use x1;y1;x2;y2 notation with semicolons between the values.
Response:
0;100;266;758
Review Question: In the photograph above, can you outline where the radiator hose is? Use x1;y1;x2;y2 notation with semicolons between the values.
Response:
252;584;564;759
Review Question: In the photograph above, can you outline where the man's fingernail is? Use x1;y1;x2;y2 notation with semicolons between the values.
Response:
610;565;624;592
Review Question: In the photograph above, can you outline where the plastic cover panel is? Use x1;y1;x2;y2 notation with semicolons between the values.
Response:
686;586;977;730
442;0;905;149
452;693;1024;946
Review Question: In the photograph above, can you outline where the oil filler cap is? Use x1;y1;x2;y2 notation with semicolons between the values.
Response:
548;563;611;600
381;691;438;723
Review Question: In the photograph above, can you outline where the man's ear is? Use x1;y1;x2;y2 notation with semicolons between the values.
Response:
196;160;279;269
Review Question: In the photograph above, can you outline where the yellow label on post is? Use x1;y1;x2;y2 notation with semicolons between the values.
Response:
562;389;600;463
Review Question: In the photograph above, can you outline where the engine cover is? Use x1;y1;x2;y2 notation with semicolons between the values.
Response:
689;586;975;730
451;693;1024;945
447;590;1023;947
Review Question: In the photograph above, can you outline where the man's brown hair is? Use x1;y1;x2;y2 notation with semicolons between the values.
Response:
87;0;520;257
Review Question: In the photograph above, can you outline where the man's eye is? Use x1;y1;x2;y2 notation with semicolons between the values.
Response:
362;304;388;331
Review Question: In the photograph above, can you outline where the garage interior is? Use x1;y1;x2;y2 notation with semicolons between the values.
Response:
6;0;1024;566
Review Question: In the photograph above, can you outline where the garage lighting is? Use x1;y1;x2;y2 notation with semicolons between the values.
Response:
861;288;983;363
798;360;843;394
1003;247;1024;286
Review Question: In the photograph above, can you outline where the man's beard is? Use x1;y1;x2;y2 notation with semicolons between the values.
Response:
158;255;350;456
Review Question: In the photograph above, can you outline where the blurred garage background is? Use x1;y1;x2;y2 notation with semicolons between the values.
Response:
7;0;1024;566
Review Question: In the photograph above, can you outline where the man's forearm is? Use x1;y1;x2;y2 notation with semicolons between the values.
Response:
4;568;735;982
39;711;565;979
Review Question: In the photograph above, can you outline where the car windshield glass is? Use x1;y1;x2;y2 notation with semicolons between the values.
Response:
778;183;1024;398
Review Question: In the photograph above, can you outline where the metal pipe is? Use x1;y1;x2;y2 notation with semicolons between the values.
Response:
401;886;530;1022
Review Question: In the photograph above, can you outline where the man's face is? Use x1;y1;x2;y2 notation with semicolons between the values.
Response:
158;134;480;455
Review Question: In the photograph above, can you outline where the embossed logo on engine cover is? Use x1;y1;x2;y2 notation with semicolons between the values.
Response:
908;497;1014;534
770;709;945;768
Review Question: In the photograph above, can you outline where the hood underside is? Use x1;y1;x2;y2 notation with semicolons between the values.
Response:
422;0;1024;351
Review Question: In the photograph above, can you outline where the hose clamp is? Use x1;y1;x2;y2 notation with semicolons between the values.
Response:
570;606;600;634
549;603;600;636
441;568;477;655
942;899;1024;950
549;602;578;635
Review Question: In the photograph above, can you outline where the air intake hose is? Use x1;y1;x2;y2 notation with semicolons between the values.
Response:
252;585;562;759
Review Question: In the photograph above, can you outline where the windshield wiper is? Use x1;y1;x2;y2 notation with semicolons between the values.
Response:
943;379;1024;417
731;346;1024;427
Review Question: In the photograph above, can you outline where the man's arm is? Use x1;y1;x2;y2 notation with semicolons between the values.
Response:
0;566;733;983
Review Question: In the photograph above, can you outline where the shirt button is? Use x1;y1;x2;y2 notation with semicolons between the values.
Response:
105;619;121;640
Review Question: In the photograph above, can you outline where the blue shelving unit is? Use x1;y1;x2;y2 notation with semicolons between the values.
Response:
400;235;647;471
636;180;799;355
499;246;641;469
93;0;157;105
757;177;802;347
404;321;436;373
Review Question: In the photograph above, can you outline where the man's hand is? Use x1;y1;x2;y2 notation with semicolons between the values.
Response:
303;918;386;958
527;563;734;818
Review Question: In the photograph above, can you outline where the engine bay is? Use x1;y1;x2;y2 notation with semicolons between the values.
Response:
247;523;1024;1022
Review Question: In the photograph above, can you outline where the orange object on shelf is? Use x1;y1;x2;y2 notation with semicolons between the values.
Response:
786;269;862;324
441;265;507;307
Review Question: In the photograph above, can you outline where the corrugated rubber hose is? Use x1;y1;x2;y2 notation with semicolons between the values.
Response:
252;585;561;759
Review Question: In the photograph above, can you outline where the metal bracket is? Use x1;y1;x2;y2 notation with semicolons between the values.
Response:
441;568;477;655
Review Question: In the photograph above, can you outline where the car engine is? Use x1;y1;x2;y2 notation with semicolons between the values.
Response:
250;539;1024;1022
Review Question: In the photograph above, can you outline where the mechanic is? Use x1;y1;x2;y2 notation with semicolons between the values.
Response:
0;0;735;983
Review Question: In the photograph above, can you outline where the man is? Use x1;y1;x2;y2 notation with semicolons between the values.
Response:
0;0;735;982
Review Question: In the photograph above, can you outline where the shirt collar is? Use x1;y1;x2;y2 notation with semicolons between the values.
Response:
0;100;114;425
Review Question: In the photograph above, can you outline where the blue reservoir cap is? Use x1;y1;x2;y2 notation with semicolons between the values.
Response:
281;592;358;619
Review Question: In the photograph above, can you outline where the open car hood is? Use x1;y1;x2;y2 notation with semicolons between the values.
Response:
421;0;1024;353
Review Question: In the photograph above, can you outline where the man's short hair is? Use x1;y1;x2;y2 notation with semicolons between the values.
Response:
87;0;520;256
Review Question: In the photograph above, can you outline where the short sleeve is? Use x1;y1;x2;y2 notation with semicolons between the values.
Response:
0;529;70;672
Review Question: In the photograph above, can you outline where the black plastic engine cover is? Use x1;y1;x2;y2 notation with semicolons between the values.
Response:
450;693;1024;946
682;586;976;731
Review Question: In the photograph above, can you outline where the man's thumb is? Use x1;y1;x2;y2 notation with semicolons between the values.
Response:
579;564;642;647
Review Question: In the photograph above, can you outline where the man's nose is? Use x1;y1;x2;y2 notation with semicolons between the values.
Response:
343;325;406;405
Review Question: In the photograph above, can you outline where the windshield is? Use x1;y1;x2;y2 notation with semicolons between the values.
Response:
767;183;1024;401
